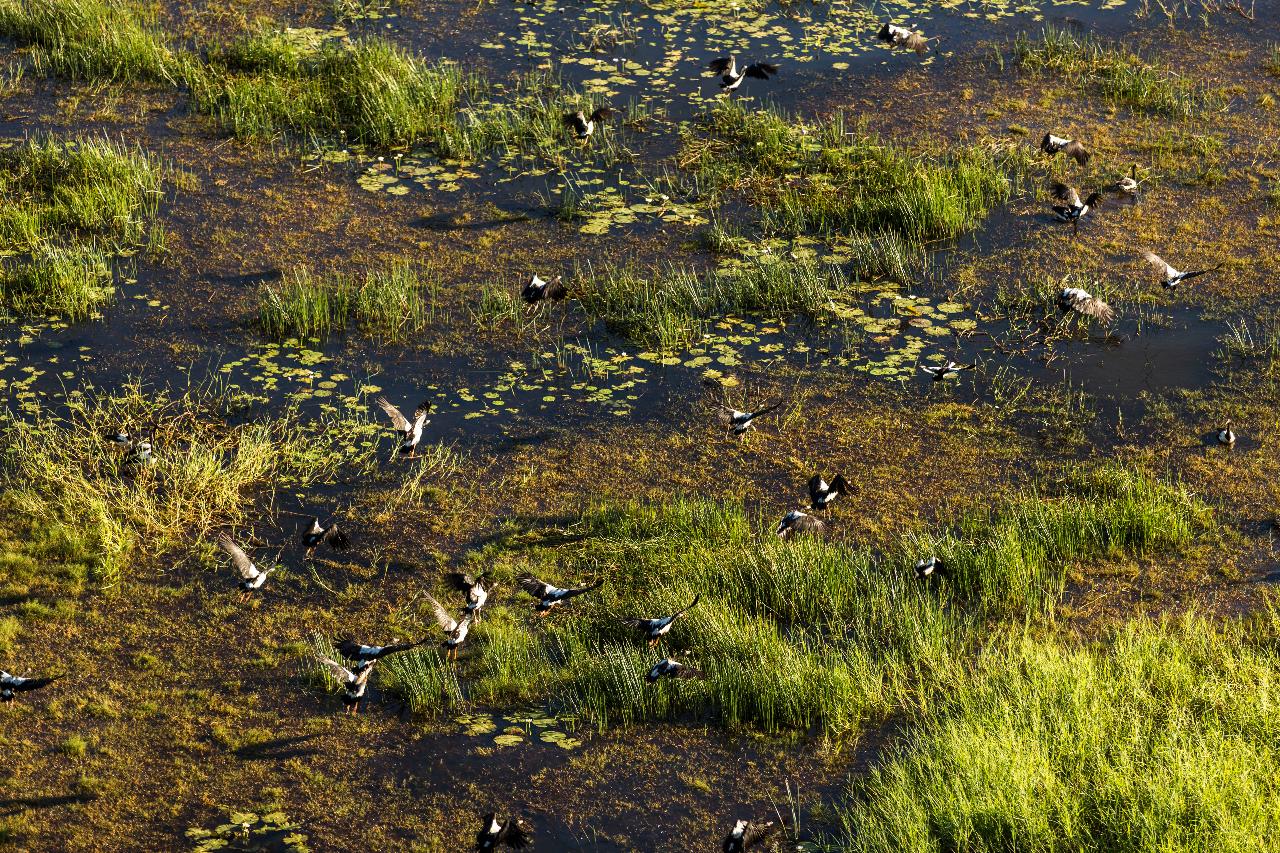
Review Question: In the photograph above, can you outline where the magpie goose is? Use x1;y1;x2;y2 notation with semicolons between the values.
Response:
1040;133;1091;166
1142;252;1221;290
719;399;783;437
646;657;703;683
915;556;945;580
1218;419;1236;448
376;396;431;458
517;574;603;615
1059;287;1115;323
624;594;700;645
0;671;60;703
776;510;825;540
521;274;567;304
563;107;613;140
425;595;472;660
723;819;777;853
878;23;931;55
1049;182;1103;235
303;516;349;558
446;571;491;619
317;656;376;715
808;473;849;510
920;361;975;381
475;813;531;851
708;56;778;94
216;534;275;602
1113;164;1140;195
336;638;425;665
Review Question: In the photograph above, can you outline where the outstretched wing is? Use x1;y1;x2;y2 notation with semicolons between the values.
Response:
1062;140;1090;165
322;523;350;550
335;639;367;661
1050;181;1081;207
1142;251;1174;278
752;398;784;418
216;535;257;580
744;62;778;80
10;676;59;692
497;818;532;847
744;820;779;849
425;594;459;633
560;579;602;600
1072;295;1115;322
317;656;354;684
376;397;410;432
445;572;477;592
518;574;553;599
543;276;568;300
807;474;826;505
708;56;734;74
589;107;614;123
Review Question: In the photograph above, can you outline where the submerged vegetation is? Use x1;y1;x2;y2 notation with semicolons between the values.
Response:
257;262;438;341
387;466;1209;735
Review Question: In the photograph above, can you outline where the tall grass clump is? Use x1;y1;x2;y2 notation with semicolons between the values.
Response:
0;386;373;587
391;465;1209;737
837;613;1280;852
681;101;1010;243
0;0;176;82
579;258;842;349
1013;27;1223;118
0;244;113;320
257;262;433;341
190;32;483;148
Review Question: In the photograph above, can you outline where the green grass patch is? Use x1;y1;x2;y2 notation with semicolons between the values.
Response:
1014;27;1225;118
680;100;1011;243
385;466;1209;736
0;0;176;82
257;262;437;341
837;613;1280;851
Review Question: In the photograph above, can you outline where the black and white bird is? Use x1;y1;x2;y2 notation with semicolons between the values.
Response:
776;510;826;540
1059;287;1116;323
216;534;275;602
1142;252;1221;290
624;594;700;646
317;656;376;715
376;396;431;458
445;571;491;619
723;819;777;853
646;657;703;683
517;574;603;615
0;671;59;703
1218;419;1236;448
719;399;783;437
920;361;975;381
877;23;931;55
424;595;472;660
123;438;155;469
808;473;849;510
1040;133;1091;166
521;273;567;304
1049;182;1103;235
563;106;612;140
336;638;425;665
475;813;531;851
303;516;349;558
914;556;945;580
707;56;778;94
107;430;133;447
1113;164;1140;195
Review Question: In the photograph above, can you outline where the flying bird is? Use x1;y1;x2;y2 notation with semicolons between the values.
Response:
920;361;975;381
719;399;783;437
336;638;425;665
521;273;567;304
646;657;703;683
776;510;825;540
517;574;603;615
316;656;376;715
425;595;473;660
376;396;431;459
1040;133;1091;166
303;516;349;558
475;813;531;851
808;473;849;510
707;56;778;94
216;534;275;602
1141;252;1221;290
445;571;491;619
878;23;931;55
723;819;777;853
1059;287;1115;323
0;671;60;703
1049;181;1103;235
914;555;945;580
623;594;700;646
563;106;613;140
1218;419;1236;448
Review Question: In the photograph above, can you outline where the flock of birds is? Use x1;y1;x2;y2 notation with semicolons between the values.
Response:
1;17;1245;853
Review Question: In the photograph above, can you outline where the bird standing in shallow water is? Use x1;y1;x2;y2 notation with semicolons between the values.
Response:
624;594;701;646
808;473;849;510
1;671;59;703
336;638;424;665
646;657;703;683
425;595;472;660
376;396;431;459
707;56;778;95
1040;133;1091;166
1049;182;1103;236
521;273;566;304
1059;287;1115;324
719;399;784;438
776;510;825;540
1142;252;1222;290
302;516;349;558
1218;419;1236;448
446;571;491;620
475;812;531;851
723;819;777;852
563;106;612;141
518;575;603;615
317;657;376;715
878;23;931;55
216;534;275;602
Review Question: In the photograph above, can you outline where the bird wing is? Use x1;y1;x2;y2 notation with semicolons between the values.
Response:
1075;295;1115;322
807;474;826;505
718;405;742;423
675;593;701;617
216;535;258;580
445;572;477;592
744;62;778;79
1050;181;1081;207
830;473;849;495
497;818;532;847
352;661;376;687
560;579;602;600
1062;140;1090;164
322;524;350;549
518;574;553;598
590;106;614;123
335;639;366;660
376;397;411;432
708;56;734;74
902;33;930;54
317;656;354;684
412;401;432;428
425;594;459;633
794;515;826;534
544;276;568;300
1142;251;1174;278
562;111;588;133
623;616;661;630
744;821;778;849
752;398;784;418
11;676;58;692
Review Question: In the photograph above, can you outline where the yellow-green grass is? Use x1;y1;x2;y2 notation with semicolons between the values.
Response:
257;262;437;341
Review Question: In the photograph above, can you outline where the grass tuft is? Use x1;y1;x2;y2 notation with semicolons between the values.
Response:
0;0;176;82
257;262;436;341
